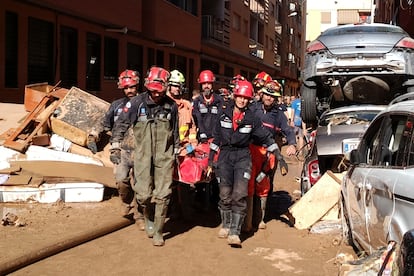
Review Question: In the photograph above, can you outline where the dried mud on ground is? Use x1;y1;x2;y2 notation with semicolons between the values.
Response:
1;153;356;275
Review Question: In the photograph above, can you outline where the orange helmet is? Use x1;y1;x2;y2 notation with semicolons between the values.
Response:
117;70;139;89
144;66;170;92
253;71;272;88
233;80;253;100
197;70;215;84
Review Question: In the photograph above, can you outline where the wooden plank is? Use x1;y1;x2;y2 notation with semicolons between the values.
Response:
9;160;116;189
289;170;342;230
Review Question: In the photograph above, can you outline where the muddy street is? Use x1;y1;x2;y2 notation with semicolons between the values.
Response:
0;150;356;275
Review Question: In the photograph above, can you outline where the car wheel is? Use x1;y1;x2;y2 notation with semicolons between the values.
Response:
300;170;310;196
301;86;317;125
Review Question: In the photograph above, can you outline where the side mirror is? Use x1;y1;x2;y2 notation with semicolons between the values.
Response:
349;149;361;165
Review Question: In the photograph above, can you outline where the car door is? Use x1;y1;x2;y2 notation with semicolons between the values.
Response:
363;114;414;250
343;116;384;252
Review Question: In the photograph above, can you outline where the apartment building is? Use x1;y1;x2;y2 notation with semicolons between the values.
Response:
0;0;305;103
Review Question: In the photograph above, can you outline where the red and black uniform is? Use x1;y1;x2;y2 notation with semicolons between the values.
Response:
248;101;296;196
209;101;278;236
192;94;224;142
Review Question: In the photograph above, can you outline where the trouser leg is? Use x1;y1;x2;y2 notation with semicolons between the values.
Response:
242;196;254;233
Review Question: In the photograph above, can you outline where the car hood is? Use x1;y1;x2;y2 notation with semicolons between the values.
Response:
318;33;404;55
315;124;369;156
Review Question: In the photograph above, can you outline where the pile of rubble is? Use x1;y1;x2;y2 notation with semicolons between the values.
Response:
0;83;116;203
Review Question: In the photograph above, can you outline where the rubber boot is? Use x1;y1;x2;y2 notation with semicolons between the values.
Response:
143;202;155;238
218;209;232;238
117;181;134;217
227;213;245;247
258;197;267;229
135;203;145;231
153;202;168;246
242;196;254;233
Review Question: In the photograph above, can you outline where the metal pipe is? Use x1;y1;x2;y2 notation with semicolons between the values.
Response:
0;217;134;275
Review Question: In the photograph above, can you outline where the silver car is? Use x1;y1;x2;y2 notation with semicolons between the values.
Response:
301;104;385;195
341;92;414;274
301;23;414;124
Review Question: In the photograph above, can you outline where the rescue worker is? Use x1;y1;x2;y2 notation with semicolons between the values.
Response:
110;66;179;246
167;69;198;221
101;69;145;229
252;71;272;102
192;70;224;143
208;80;288;247
167;69;198;152
244;80;296;232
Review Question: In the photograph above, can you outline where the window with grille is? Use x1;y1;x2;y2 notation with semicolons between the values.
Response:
60;26;78;88
104;37;119;80
86;32;101;91
28;17;54;85
5;11;18;88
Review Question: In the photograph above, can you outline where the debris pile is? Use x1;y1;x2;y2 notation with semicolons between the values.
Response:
0;83;115;203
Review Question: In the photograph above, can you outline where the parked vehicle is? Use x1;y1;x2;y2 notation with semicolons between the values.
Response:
301;23;414;124
300;104;386;195
341;92;414;274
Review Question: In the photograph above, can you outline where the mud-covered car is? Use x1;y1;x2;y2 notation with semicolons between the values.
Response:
300;104;385;195
341;92;414;274
301;23;414;125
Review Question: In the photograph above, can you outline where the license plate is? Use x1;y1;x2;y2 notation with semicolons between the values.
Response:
342;140;359;153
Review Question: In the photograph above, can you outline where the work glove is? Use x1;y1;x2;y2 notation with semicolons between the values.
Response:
87;134;98;154
267;144;288;176
274;148;288;176
110;148;121;165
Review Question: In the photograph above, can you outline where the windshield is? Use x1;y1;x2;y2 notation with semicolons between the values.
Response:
319;111;380;126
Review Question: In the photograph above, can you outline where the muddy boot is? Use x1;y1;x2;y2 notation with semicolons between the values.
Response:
135;204;145;231
242;196;253;233
227;213;245;247
143;202;155;238
153;202;168;246
258;197;267;229
218;209;232;238
117;181;134;217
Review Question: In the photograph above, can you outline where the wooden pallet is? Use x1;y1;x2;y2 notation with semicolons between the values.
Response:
3;89;67;153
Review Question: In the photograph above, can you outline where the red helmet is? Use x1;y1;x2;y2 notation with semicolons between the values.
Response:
219;87;230;97
233;80;253;100
118;70;139;89
229;74;246;89
197;70;215;84
253;71;272;88
144;66;170;92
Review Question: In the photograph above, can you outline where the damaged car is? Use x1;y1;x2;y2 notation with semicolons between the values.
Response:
300;104;385;195
301;23;414;124
341;92;414;274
